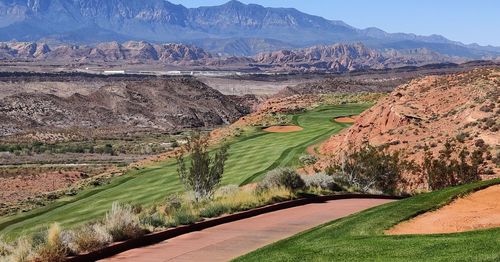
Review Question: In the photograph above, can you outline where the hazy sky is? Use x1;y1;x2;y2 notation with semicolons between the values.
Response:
169;0;500;46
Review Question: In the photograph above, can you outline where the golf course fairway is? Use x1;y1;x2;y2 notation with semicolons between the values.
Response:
0;104;369;238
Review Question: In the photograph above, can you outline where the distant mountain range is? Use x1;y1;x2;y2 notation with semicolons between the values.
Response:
1;41;477;73
1;0;499;58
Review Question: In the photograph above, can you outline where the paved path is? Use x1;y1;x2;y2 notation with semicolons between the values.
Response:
102;198;394;262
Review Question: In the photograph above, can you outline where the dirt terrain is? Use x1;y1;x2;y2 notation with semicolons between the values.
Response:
0;171;84;204
334;117;357;123
319;68;500;188
263;126;303;133
387;185;500;234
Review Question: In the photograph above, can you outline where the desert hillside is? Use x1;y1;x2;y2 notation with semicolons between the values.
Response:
320;68;500;183
0;76;249;139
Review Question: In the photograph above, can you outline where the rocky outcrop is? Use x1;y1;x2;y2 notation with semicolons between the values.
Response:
253;43;460;72
319;68;500;181
255;44;382;71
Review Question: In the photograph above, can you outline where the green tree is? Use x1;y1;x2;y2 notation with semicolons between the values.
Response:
176;133;229;202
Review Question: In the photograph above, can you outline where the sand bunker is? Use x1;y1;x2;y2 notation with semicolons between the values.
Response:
263;125;303;133
334;116;358;123
387;185;500;235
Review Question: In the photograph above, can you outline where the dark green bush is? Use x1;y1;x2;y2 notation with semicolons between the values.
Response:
199;203;230;218
173;208;199;225
330;145;415;195
299;154;318;166
257;168;305;192
424;141;484;190
164;194;182;213
139;213;167;229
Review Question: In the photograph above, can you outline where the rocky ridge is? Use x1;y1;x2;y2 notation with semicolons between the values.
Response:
0;41;212;64
0;41;469;73
0;77;249;138
318;68;500;185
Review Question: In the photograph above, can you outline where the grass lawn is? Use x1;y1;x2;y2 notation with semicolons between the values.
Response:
235;179;500;262
0;104;369;239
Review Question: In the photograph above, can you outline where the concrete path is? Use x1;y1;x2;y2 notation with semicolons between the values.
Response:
102;198;394;262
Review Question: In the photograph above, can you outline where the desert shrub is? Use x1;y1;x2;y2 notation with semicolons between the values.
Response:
103;202;144;241
139;212;168;230
299;154;318;166
5;238;33;262
257;186;295;204
35;223;68;262
66;223;112;254
474;139;486;148
455;132;469;143
330;145;413;195
216;190;261;212
164;194;183;213
494;152;500;167
199;202;231;218
172;207;199;225
424;141;484;190
257;168;305;192
301;173;340;191
215;184;240;197
176;133;229;202
0;237;13;257
479;103;494;112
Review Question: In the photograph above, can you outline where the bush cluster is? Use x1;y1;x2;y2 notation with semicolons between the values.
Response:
424;141;484;190
301;173;340;191
329;145;414;195
256;168;305;192
299;154;318;166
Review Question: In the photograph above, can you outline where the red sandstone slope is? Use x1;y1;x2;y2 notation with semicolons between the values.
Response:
319;68;500;183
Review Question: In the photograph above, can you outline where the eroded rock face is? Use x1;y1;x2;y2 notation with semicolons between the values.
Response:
254;43;459;72
0;41;213;63
0;40;484;73
319;68;500;183
255;43;381;71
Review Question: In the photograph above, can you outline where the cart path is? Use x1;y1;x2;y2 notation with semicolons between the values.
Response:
102;198;394;262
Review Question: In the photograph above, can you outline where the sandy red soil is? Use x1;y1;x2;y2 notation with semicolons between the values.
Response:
386;184;500;235
318;69;500;191
333;116;357;123
263;125;303;133
0;172;83;203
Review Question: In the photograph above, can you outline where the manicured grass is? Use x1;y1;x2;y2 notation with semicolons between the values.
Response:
0;104;369;239
235;179;500;262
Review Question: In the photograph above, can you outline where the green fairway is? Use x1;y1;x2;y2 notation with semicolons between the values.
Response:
235;179;500;262
0;104;369;238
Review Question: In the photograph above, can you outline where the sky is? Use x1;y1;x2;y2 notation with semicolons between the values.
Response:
169;0;500;46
